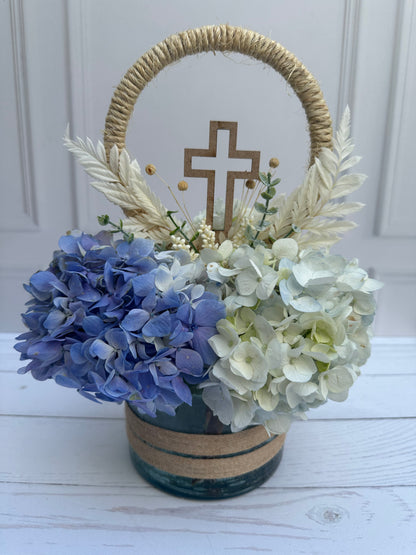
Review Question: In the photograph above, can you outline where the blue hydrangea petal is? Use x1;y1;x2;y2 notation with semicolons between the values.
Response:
176;303;193;325
171;376;192;405
105;328;129;350
156;359;178;375
30;271;59;293
82;315;104;336
77;286;101;303
155;288;180;312
90;339;114;360
169;322;193;347
27;340;62;363
58;234;81;254
43;310;66;331
176;348;203;375
194;299;226;327
142;311;171;337
121;309;150;332
55;371;81;388
141;291;157;313
192;326;218;365
132;274;155;296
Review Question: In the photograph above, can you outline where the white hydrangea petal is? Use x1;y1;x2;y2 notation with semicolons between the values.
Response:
318;373;329;399
200;248;222;264
272;238;298;260
328;389;349;402
190;284;205;300
286;381;318;408
254;314;275;344
326;366;354;393
279;279;293;305
208;324;239;358
264;413;293;434
336;268;367;291
255;386;279;411
283;356;316;383
218;239;234;259
266;339;290;373
286;274;304;296
218;266;240;277
231;395;257;430
212;359;250;396
256;271;278;300
236;269;257;296
291;295;322;312
154;266;172;291
229;342;266;383
353;292;376;315
201;382;233;425
362;277;383;292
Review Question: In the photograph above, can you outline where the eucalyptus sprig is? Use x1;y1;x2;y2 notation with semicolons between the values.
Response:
97;214;135;243
246;172;280;246
166;211;199;253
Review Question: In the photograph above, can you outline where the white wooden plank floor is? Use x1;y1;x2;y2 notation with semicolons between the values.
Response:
1;334;416;555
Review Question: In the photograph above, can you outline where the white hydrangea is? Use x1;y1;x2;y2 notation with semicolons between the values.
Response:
200;241;383;434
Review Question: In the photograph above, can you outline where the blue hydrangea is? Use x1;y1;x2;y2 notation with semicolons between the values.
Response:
15;231;226;416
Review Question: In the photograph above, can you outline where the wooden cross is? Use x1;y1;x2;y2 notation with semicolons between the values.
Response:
184;121;260;236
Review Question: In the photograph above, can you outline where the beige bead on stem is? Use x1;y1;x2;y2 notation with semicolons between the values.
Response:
145;164;156;175
178;180;188;191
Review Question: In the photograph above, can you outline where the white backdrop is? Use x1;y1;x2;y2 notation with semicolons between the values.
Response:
1;0;415;335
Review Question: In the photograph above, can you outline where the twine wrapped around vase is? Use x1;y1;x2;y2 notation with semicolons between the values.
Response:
125;404;286;480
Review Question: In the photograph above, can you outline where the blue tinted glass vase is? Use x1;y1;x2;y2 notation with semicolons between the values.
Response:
125;392;285;499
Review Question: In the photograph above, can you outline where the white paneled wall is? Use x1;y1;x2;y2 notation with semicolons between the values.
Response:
1;0;415;335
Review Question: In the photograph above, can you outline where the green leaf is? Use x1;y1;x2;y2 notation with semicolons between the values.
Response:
166;210;178;216
254;221;269;231
266;206;278;215
261;191;274;200
254;202;267;213
245;225;255;240
259;172;270;186
252;239;266;247
271;178;281;186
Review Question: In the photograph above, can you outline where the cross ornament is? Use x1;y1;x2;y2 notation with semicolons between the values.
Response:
184;121;260;236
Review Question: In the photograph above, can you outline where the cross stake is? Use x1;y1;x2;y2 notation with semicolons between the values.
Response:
184;121;260;237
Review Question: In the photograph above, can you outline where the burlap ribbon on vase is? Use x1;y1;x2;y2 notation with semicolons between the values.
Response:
125;404;285;480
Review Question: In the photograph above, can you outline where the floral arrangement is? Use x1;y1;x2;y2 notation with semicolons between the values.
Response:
15;108;382;434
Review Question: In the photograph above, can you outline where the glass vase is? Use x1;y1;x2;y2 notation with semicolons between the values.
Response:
125;392;285;499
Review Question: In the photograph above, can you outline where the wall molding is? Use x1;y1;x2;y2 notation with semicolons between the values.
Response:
375;0;416;238
64;0;91;230
336;0;361;127
8;0;38;229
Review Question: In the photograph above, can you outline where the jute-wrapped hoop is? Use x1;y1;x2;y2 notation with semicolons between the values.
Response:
104;24;332;166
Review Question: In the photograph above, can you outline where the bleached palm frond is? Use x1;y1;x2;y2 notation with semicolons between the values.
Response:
64;128;173;241
267;107;365;249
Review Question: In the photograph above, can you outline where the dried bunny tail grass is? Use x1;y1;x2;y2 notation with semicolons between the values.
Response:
64;128;173;241
268;107;365;248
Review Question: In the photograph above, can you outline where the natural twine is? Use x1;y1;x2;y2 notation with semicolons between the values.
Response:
104;24;332;167
125;404;285;480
